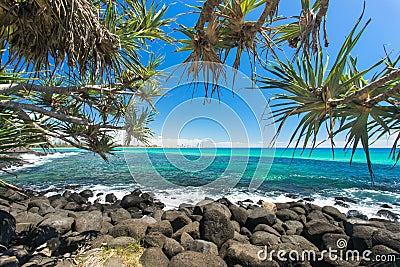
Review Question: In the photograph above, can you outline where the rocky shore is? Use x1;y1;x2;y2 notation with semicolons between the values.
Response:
0;148;46;170
0;187;399;267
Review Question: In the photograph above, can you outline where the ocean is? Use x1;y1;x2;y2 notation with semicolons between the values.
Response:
1;147;399;219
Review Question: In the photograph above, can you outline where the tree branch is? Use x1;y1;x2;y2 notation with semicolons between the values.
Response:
329;68;400;106
14;108;92;150
0;100;89;125
366;83;400;106
253;0;280;32
195;0;223;32
0;83;135;95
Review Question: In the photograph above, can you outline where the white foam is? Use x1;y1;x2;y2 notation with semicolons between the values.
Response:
1;152;81;173
32;174;396;222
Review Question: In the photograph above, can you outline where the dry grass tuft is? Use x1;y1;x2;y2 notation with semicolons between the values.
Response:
73;241;145;267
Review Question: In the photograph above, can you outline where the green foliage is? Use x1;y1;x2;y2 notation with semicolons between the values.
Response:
176;0;331;80
259;16;400;183
0;0;173;161
0;71;47;205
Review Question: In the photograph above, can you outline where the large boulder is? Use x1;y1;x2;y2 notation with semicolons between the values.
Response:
372;229;400;252
163;238;184;259
39;215;74;235
350;225;380;251
201;202;231;219
376;209;399;221
168;251;227;267
73;210;103;233
291;206;306;215
220;240;279;267
282;220;303;235
322;206;347;222
50;196;68;209
280;235;319;252
162;211;191;232
108;236;136;248
304;220;345;244
322;233;349;251
193;199;214;215
180;232;194;249
105;193;117;203
14;212;43;225
147;220;173;238
172;221;200;240
108;208;131;224
79;190;93;199
228;204;248;226
245;207;276;230
307;210;329;222
121;194;144;209
101;222;113;235
142;232;167;248
67;192;86;205
377;220;400;233
0;211;16;247
270;235;319;266
233;231;250;243
186;239;218;255
253;224;280;236
28;199;55;216
140;247;169;267
108;222;148;239
276;209;299;221
63;202;84;212
200;209;234;248
250;231;281;246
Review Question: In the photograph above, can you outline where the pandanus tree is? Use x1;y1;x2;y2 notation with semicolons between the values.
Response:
260;17;400;183
0;0;172;163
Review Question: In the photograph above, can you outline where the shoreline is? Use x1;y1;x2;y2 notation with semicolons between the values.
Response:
0;187;399;266
1;150;399;223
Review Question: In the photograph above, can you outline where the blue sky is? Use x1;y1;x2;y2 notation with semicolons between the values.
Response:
145;0;400;148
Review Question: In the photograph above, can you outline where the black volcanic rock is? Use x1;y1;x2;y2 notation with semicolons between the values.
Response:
79;189;93;199
377;209;399;221
169;251;226;267
105;193;117;203
121;194;144;209
161;210;191;232
0;211;16;247
245;207;276;230
67;192;86;205
346;210;368;220
200;209;234;248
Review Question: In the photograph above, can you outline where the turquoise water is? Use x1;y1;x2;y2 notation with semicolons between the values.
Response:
1;148;399;218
